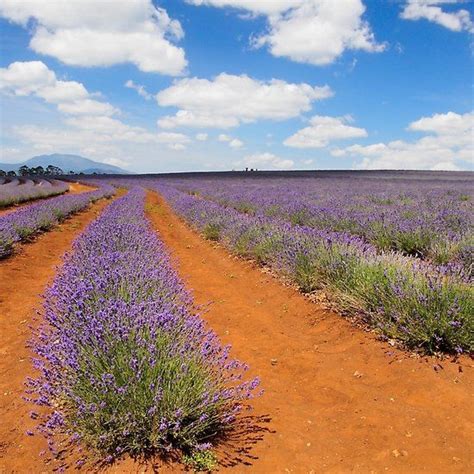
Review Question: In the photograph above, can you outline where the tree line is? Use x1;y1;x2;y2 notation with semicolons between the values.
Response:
0;165;75;177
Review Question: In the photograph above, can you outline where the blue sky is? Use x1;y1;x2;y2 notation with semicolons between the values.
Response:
0;0;472;173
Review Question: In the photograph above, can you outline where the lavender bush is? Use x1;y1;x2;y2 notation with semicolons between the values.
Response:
0;178;69;208
0;182;114;258
27;188;258;467
154;183;473;354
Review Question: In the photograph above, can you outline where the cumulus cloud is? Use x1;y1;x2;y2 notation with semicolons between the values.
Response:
284;115;367;148
156;73;333;129
0;61;117;116
12;115;192;163
187;1;296;15
57;99;118;116
187;0;385;65
237;152;294;170
332;111;473;170
229;138;244;148
401;1;474;32
218;134;232;142
156;132;191;150
0;0;187;75
125;80;152;100
218;133;244;148
195;133;208;141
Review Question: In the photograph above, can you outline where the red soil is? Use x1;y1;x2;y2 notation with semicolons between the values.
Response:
143;190;474;473
0;197;112;473
0;181;96;217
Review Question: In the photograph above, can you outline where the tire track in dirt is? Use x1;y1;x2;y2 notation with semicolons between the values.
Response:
0;196;114;473
146;190;474;473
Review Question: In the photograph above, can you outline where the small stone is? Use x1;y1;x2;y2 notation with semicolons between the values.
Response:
353;370;363;378
392;449;408;458
271;358;278;366
453;457;461;462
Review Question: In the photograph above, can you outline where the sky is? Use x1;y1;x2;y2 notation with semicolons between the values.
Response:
0;0;472;173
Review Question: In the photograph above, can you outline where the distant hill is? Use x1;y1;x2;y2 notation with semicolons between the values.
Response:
0;153;130;174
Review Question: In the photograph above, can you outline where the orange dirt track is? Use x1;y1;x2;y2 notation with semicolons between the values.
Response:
144;190;474;473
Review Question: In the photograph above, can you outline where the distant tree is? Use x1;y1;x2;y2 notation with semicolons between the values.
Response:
46;165;63;175
32;166;45;175
7;170;17;177
19;165;30;176
68;170;75;174
0;169;6;176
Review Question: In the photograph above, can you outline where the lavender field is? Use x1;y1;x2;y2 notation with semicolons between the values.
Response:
1;171;473;472
0;181;114;258
134;171;474;355
0;177;69;208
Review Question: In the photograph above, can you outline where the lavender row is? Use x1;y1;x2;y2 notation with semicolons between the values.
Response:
166;176;473;273
0;178;69;208
0;182;115;258
155;183;473;354
27;188;258;469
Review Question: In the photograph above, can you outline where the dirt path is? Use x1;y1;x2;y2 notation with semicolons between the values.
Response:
146;191;474;473
0;197;113;473
0;181;96;217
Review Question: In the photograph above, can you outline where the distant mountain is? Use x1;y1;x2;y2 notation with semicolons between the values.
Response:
0;153;130;174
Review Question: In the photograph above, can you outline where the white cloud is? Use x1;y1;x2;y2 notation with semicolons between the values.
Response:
0;0;187;75
187;1;296;15
12;115;192;164
57;99;118;116
167;143;186;151
0;61;55;95
284;115;367;148
401;1;474;32
0;61;116;116
229;138;244;148
237;152;294;170
218;133;243;148
195;133;208;141
157;73;333;129
37;80;89;103
188;0;385;65
156;132;191;150
332;111;473;170
158;110;239;129
125;80;152;100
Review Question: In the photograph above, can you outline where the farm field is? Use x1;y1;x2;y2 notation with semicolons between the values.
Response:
0;180;114;258
1;0;473;471
0;181;96;216
0;177;70;209
0;171;473;473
